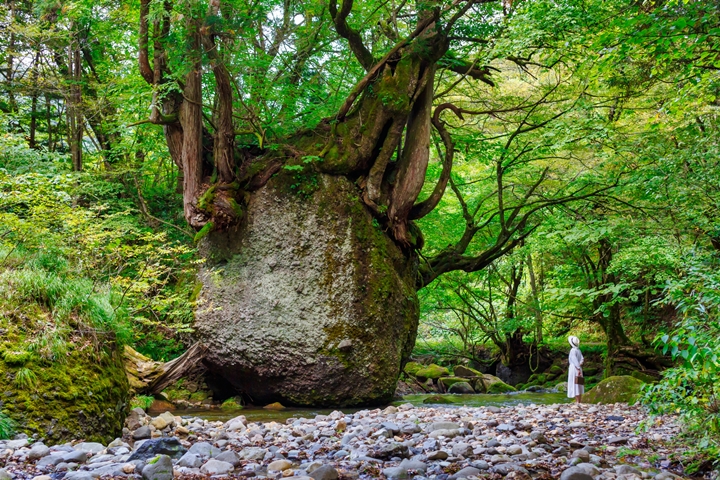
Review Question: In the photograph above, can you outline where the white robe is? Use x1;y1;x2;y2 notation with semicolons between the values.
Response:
567;346;584;398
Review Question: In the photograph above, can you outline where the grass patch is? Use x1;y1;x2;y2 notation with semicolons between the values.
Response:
130;395;155;411
14;367;38;389
0;412;15;440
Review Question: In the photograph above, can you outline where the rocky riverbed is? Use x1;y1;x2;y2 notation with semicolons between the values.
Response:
0;402;699;480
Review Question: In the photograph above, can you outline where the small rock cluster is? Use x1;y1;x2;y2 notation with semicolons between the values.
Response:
0;402;690;479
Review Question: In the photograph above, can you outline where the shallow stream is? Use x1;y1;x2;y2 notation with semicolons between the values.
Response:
162;392;570;424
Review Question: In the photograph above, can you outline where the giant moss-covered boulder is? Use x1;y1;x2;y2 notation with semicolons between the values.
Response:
196;174;419;407
583;375;645;404
0;347;128;443
415;364;451;381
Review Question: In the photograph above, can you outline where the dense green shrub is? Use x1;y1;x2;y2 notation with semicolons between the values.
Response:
642;254;720;466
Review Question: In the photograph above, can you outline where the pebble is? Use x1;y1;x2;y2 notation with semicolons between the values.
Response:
0;403;689;480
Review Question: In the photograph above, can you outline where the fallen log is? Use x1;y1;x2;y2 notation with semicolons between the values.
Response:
124;343;207;395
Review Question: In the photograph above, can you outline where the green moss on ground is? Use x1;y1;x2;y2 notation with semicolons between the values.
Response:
583;375;645;404
0;273;129;443
0;347;128;443
220;397;243;411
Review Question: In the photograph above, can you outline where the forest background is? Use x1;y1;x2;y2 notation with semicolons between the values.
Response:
0;0;718;466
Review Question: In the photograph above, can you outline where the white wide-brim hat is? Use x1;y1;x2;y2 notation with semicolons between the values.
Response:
568;336;580;348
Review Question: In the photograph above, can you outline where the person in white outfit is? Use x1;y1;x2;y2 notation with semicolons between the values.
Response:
567;336;584;403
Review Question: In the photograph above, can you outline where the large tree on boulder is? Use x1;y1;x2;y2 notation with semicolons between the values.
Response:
136;0;613;406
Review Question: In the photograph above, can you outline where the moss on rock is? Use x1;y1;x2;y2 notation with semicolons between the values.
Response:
479;374;516;394
448;382;474;394
422;395;454;404
439;376;467;388
583;375;645;405
629;370;658;384
453;365;482;377
415;364;450;381
404;361;423;376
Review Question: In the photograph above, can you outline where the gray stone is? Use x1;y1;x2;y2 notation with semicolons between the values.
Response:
195;174;419;406
63;472;94;480
188;441;221;458
382;467;408;479
491;463;529;475
608;436;629;444
177;452;203;468
507;445;523;455
381;422;400;434
530;431;547;444
128;437;186;462
36;454;64;467
571;449;590;462
427;450;448;460
370;442;409;460
238;447;267;461
560;466;594;480
200;459;235;475
451;443;473;457
615;465;642;475
497;423;516;432
449;466;481;479
428;422;460;432
575;463;601;476
132;426;151;440
472;460;490;470
400;424;421;434
74;442;105;454
428;428;462;439
91;463;127;477
6;439;27;449
309;464;339;480
89;453;116;465
28;444;51;460
61;450;88;463
399;458;427;472
142;454;173;480
214;450;241;466
655;473;680;480
0;468;11;480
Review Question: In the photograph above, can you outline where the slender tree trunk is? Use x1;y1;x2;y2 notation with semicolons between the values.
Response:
6;1;17;114
180;20;204;227
29;48;40;149
67;28;83;171
526;253;543;344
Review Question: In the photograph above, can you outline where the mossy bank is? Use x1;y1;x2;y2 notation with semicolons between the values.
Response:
0;347;128;443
